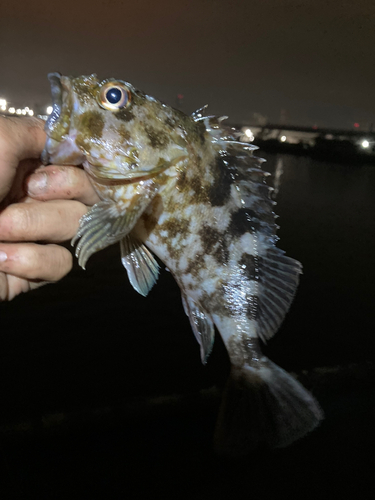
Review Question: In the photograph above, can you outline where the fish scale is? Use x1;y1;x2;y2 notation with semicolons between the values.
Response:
43;72;323;456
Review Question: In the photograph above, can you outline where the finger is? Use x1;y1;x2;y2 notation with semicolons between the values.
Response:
1;158;42;208
26;165;100;205
0;243;73;282
0;199;88;242
0;117;46;202
0;272;49;301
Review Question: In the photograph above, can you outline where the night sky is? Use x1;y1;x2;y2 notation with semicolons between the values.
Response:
1;0;375;129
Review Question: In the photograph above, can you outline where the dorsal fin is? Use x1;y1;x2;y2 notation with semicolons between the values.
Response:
191;104;209;121
226;146;302;341
201;116;302;341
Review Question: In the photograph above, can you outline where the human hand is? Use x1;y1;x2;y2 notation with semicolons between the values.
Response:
0;116;100;300
0;116;45;204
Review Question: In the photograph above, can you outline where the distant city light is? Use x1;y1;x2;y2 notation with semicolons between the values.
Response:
0;97;43;118
244;128;254;141
361;139;370;148
46;106;53;114
280;135;287;142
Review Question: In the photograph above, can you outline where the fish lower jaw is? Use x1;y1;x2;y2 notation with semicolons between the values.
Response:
44;135;85;166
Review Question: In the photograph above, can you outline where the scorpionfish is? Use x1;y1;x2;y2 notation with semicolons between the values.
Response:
42;73;323;455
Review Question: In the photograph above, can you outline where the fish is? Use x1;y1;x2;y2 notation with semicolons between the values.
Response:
42;73;323;455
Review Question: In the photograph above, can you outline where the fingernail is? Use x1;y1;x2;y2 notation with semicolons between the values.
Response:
0;251;7;263
27;172;47;195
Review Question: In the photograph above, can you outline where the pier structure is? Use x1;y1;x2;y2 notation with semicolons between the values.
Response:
238;124;375;161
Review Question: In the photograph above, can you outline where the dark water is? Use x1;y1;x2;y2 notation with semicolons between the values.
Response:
1;153;374;498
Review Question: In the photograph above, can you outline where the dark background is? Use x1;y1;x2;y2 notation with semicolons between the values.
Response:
1;0;375;129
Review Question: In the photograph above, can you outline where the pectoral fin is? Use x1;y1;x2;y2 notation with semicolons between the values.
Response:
182;295;215;364
120;234;159;296
72;181;159;269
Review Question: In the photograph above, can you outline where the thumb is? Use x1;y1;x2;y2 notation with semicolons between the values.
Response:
0;117;46;202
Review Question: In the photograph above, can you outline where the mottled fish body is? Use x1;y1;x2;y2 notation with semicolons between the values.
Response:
43;73;323;455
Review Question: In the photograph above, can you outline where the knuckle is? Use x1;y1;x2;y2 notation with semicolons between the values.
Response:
0;205;31;239
66;168;87;199
23;244;72;280
47;244;73;280
48;166;82;197
21;244;40;269
0;212;13;238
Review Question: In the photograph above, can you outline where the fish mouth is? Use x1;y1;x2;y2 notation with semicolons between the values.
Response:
41;73;84;166
41;72;63;165
84;153;188;186
84;159;164;186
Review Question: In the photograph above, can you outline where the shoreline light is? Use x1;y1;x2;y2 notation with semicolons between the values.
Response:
361;139;370;149
280;135;287;142
243;128;254;142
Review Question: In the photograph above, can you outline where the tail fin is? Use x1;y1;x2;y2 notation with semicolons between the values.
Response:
214;358;323;456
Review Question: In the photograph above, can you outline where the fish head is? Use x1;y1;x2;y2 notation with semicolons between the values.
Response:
42;73;191;185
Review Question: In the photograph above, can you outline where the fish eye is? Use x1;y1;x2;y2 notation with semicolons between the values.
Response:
98;82;130;110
